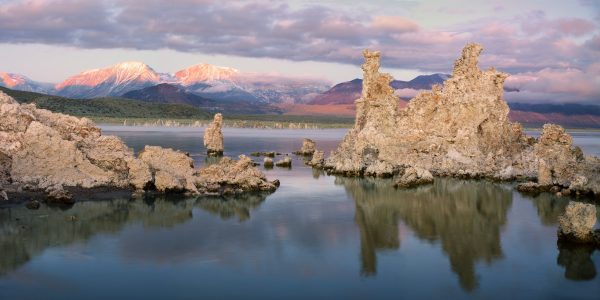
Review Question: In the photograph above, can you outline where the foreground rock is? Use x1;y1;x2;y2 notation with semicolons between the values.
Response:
558;202;599;246
294;138;316;156
204;113;224;156
324;44;600;197
0;92;278;201
394;167;434;188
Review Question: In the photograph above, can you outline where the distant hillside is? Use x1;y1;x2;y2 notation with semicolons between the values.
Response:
123;83;282;114
0;86;210;119
309;74;522;105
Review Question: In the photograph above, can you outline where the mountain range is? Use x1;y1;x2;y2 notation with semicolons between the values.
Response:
1;62;599;127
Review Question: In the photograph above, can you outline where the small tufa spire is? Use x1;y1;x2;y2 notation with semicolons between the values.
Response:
452;43;483;78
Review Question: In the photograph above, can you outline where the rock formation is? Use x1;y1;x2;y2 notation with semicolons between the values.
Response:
307;150;325;168
325;44;600;197
275;155;292;168
195;155;279;194
0;92;277;201
204;113;224;156
558;202;599;245
263;157;274;168
394;167;434;188
294;138;316;156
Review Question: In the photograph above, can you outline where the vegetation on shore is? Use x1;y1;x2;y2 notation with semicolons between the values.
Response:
1;87;210;119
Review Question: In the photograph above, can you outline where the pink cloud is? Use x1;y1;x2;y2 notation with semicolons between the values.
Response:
370;16;419;33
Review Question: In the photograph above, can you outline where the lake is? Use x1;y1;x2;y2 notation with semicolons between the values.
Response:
1;127;599;299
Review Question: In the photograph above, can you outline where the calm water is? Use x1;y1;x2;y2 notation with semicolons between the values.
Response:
1;127;599;300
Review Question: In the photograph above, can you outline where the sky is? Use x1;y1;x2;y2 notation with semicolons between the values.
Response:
0;0;599;103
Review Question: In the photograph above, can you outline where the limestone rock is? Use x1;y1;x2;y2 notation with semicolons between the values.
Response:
275;155;292;168
324;44;599;196
0;188;7;201
0;91;279;197
558;202;597;244
46;186;74;204
138;146;198;193
204;113;224;156
307;150;325;168
195;155;278;194
263;157;274;168
394;167;434;188
0;151;11;185
294;138;316;156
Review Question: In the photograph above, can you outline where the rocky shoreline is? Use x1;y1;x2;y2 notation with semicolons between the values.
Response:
0;92;279;205
318;44;599;198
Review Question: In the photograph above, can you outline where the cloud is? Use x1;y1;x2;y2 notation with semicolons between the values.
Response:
0;0;598;103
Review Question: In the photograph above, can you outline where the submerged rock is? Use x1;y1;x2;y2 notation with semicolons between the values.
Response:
0;91;279;199
394;167;434;188
250;151;277;157
558;202;598;245
26;200;40;210
263;157;274;168
324;44;600;196
204;113;224;156
275;155;292;168
294;138;316;156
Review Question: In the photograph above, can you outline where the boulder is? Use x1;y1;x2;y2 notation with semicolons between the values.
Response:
263;157;274;168
275;156;292;168
46;186;74;204
138;146;198;193
394;167;434;188
204;113;224;156
294;138;316;156
558;202;598;244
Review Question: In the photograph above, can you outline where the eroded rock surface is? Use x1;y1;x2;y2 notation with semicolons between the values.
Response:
195;155;278;195
307;150;325;168
394;167;434;188
324;44;600;197
294;138;316;156
558;202;599;245
204;113;224;156
0;92;278;200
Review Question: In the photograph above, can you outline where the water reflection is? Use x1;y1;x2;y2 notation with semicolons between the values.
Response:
557;242;597;281
0;192;268;277
337;177;513;291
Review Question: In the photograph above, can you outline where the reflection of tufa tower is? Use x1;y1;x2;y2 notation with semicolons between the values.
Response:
340;177;512;290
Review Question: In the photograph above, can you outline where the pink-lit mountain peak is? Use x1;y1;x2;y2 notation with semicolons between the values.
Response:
56;61;161;90
0;72;28;88
175;63;239;85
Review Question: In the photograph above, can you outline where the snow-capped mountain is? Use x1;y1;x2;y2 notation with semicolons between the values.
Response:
0;72;52;93
46;61;330;104
55;61;162;98
173;64;330;104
